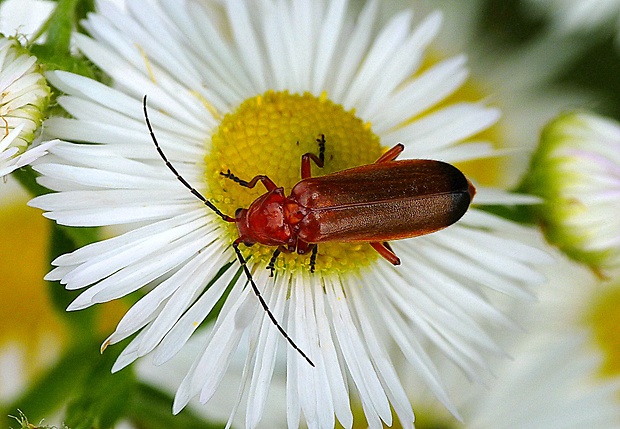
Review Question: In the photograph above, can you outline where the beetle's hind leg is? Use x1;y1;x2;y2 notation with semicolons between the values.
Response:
375;143;404;163
370;242;401;265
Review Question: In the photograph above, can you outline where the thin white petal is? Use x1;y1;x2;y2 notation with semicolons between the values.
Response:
330;0;379;101
152;261;236;365
390;104;501;154
326;277;392;425
225;0;267;91
342;9;414;110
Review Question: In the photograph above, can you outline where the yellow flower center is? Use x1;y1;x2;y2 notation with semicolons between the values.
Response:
586;285;620;377
205;90;383;274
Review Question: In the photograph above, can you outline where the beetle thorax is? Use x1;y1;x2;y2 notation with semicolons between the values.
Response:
236;188;306;248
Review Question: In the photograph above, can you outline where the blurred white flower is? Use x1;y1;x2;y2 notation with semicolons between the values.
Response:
29;1;549;427
462;331;620;429
525;0;620;38
0;0;55;38
403;249;620;429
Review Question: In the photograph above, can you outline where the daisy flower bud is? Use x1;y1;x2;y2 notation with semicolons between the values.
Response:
0;36;53;178
526;112;620;273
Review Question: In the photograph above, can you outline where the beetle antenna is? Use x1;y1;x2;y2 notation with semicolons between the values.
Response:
143;95;315;367
143;95;234;222
233;241;315;367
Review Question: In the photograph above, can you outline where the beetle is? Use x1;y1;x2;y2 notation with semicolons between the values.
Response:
142;96;475;367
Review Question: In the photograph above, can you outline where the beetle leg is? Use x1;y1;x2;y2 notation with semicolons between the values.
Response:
266;248;282;277
294;240;318;273
309;245;318;273
301;134;326;179
375;143;404;163
220;170;278;191
370;242;401;265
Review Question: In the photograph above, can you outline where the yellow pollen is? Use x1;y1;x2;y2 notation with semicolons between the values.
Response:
205;90;383;275
191;90;222;121
136;43;157;83
2;116;8;137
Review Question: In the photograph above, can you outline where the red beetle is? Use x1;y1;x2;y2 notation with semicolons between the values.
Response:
143;96;475;367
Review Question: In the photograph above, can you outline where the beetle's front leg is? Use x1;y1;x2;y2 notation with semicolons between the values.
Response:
266;245;294;277
220;170;278;192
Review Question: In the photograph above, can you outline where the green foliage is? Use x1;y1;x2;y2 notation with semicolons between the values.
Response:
2;344;105;429
28;0;98;79
125;384;225;429
63;349;134;429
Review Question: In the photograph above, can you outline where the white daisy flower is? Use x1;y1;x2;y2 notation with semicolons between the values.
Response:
524;112;620;273
29;1;549;427
0;0;55;39
0;36;53;178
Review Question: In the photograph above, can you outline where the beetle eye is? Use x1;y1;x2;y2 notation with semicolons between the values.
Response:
235;208;243;217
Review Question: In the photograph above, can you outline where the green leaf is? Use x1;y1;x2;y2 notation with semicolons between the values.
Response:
46;222;100;337
28;0;98;78
126;383;224;429
1;339;136;429
12;166;51;198
64;347;135;429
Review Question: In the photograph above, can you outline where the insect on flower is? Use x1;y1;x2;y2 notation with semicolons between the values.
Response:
143;95;476;368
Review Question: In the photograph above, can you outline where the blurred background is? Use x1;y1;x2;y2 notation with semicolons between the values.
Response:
1;0;620;428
